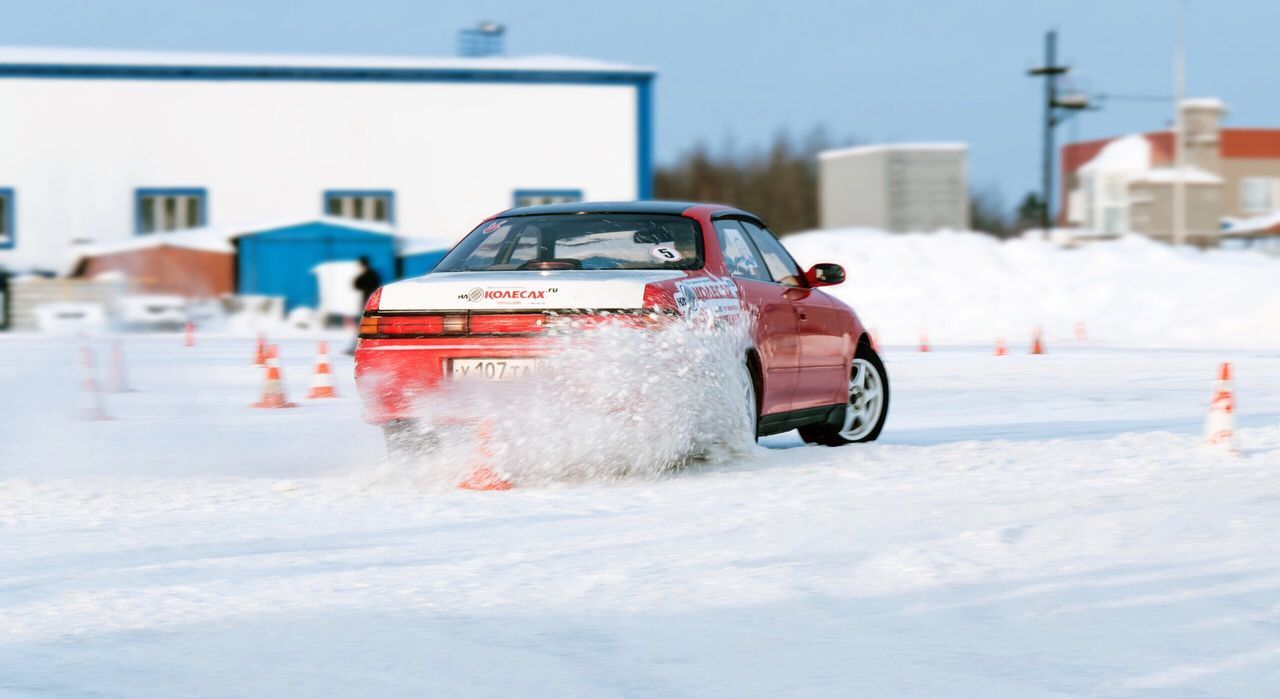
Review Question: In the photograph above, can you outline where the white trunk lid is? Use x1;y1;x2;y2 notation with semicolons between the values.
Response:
377;270;685;311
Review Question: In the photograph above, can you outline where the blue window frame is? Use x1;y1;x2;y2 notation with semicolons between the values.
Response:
0;188;13;249
513;189;583;208
324;190;395;224
135;188;207;235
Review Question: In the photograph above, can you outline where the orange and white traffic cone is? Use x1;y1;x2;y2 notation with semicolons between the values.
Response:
1030;327;1046;355
994;337;1007;356
919;331;930;353
252;345;297;409
104;339;133;393
458;419;513;490
184;321;196;347
76;338;111;420
307;341;338;399
1075;322;1088;342
254;334;268;366
1204;362;1238;454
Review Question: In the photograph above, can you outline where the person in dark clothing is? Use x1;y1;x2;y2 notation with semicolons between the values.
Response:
354;256;382;306
349;257;383;354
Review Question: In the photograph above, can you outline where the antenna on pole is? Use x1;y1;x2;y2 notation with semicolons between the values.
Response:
1028;30;1092;238
1172;0;1188;246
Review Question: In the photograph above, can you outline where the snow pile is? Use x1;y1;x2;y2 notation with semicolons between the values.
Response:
373;315;758;487
783;229;1280;348
1077;133;1150;174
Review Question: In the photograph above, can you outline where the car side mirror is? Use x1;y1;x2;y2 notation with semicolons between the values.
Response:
805;263;845;287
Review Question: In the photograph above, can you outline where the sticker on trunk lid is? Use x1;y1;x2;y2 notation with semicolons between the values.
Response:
673;276;741;318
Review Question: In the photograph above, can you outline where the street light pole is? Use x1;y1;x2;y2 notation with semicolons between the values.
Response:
1028;30;1090;236
1042;31;1058;235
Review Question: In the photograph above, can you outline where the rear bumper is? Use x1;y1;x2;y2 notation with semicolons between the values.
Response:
354;336;552;424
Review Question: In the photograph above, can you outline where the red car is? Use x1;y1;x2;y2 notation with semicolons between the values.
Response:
355;201;888;451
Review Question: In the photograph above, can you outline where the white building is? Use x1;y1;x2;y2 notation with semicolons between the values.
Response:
818;143;969;233
1068;134;1153;235
0;47;654;271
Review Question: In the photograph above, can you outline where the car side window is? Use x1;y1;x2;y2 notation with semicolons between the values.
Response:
713;220;769;281
741;221;805;287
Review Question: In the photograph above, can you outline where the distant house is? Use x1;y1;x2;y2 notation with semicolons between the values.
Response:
68;217;398;310
1061;99;1280;243
818;143;970;233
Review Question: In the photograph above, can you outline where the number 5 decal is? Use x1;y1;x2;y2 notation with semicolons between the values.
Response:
650;244;682;262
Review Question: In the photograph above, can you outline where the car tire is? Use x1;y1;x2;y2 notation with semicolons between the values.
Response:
799;343;889;446
744;361;760;443
382;419;438;462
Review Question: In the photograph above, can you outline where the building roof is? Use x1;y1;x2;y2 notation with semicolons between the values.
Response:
1064;127;1280;173
67;216;396;261
1128;166;1224;185
818;142;967;160
1180;97;1228;111
1221;129;1280;159
1077;134;1151;175
1062;133;1174;176
0;46;654;80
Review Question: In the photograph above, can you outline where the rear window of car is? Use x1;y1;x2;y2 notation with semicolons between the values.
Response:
435;214;704;272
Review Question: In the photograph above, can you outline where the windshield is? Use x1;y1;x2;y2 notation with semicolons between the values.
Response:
435;213;704;272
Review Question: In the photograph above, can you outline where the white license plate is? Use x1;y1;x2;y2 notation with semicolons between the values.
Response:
450;358;544;381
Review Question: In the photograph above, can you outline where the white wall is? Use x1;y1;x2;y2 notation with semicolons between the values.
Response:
819;146;968;233
884;150;969;233
0;77;639;269
819;149;887;230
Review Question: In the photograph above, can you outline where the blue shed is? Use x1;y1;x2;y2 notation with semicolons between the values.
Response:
236;220;397;310
399;237;456;278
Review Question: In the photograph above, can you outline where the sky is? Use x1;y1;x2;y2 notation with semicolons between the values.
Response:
3;0;1278;211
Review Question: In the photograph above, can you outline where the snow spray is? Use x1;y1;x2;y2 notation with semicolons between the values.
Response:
372;313;761;487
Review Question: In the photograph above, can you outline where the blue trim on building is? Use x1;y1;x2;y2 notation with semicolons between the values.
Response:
636;77;654;199
134;187;208;235
2;60;656;210
0;188;14;250
0;63;653;85
323;189;396;224
512;189;584;207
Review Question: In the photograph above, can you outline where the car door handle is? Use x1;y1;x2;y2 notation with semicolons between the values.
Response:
797;309;808;321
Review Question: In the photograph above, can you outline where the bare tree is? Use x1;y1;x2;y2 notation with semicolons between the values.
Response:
655;127;852;235
970;185;1014;239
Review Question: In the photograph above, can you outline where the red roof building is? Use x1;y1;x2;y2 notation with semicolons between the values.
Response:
1059;99;1280;242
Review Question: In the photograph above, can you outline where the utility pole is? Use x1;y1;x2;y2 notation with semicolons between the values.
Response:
1028;31;1090;235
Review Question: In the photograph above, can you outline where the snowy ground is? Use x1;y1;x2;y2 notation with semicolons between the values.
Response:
2;334;1280;697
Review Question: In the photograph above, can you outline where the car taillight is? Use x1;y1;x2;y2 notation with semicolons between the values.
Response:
642;283;682;316
374;315;446;336
441;315;468;334
358;312;549;338
469;314;547;334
